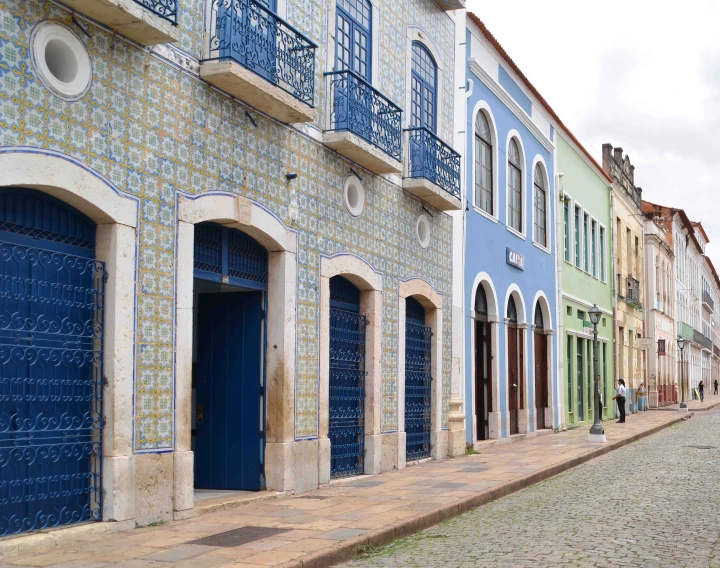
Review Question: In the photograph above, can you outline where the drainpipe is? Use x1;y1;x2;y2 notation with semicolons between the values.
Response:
555;171;564;430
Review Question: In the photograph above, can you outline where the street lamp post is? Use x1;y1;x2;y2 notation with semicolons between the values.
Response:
588;304;606;443
677;336;687;411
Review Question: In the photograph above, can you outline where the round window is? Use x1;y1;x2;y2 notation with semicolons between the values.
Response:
343;174;365;218
416;213;431;249
31;21;92;101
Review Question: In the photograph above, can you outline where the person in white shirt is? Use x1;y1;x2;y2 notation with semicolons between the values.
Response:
613;379;627;423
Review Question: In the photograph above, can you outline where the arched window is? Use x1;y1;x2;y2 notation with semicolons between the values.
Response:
475;111;492;214
410;42;437;132
336;0;372;81
508;138;522;232
534;303;544;329
507;295;518;323
533;163;547;247
475;283;488;316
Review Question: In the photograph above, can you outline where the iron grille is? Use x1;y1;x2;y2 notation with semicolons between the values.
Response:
206;0;316;105
194;223;268;285
325;69;403;162
329;308;366;478
0;242;104;536
405;127;461;200
134;0;177;24
405;320;432;461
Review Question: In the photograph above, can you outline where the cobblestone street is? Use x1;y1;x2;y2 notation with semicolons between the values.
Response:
345;410;720;568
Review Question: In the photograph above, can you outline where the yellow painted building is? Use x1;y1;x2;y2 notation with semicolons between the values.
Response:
603;145;646;412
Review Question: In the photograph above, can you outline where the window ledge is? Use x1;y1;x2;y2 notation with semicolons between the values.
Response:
506;226;526;240
532;241;551;255
472;206;498;223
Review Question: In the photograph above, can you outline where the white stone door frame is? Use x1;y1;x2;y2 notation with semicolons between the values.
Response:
319;254;383;482
174;193;297;510
0;149;139;522
469;273;501;441
396;278;443;469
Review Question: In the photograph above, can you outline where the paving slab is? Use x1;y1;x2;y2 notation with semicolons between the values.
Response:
0;411;688;568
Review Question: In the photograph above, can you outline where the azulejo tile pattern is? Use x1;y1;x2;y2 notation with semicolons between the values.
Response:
0;0;453;449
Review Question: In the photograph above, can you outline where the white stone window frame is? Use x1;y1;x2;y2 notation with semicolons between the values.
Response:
503;284;529;436
505;130;526;240
530;155;551;254
468;272;501;441
415;212;431;249
174;192;298;505
573;198;585;271
30;20;92;102
470;100;499;223
318;253;383;481
589;215;599;280
0;149;139;523
531;290;555;431
599;221;608;283
396;278;444;469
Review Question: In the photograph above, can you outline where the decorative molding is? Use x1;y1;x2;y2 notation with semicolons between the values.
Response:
562;292;613;316
469;59;554;153
152;44;200;75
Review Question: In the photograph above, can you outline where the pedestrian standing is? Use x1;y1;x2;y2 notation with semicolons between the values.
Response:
613;379;626;423
714;379;718;396
636;382;647;411
699;380;705;402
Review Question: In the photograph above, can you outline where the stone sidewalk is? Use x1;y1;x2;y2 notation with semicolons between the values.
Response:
0;411;690;568
652;395;720;411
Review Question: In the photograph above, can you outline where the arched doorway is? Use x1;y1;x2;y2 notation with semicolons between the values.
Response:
533;303;549;430
329;275;366;478
0;188;104;534
474;285;493;441
507;295;524;436
405;296;432;461
192;222;267;491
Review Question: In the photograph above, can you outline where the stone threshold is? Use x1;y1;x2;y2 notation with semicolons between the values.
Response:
280;414;693;568
174;489;283;520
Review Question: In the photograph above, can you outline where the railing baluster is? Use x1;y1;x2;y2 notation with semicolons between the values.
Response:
405;127;461;200
134;0;178;24
206;0;316;106
325;70;403;162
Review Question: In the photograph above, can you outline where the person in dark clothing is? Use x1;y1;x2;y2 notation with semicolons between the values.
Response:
613;379;627;423
714;379;718;396
699;380;705;402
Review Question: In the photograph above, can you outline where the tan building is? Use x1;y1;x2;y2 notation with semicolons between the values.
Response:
603;145;645;411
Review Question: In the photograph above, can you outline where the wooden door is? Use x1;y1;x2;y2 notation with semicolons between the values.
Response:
534;331;548;430
474;320;492;440
508;326;519;435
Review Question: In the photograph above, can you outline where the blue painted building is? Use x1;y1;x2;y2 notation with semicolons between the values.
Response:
463;14;559;444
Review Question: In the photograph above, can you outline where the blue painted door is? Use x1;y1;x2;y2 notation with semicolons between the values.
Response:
0;188;103;536
405;297;431;460
195;292;263;490
329;276;366;478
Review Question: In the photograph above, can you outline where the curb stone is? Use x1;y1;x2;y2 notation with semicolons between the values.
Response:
277;413;692;568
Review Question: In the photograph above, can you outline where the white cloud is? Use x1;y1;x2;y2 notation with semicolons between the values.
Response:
466;0;720;256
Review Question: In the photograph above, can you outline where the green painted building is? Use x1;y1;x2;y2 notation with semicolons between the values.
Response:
556;133;615;427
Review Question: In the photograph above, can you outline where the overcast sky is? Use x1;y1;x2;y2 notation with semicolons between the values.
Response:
466;0;720;257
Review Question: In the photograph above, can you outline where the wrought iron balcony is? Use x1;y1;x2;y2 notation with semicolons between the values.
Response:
694;329;713;352
200;0;317;123
703;290;715;312
64;0;179;44
403;127;461;211
678;321;694;341
323;70;403;175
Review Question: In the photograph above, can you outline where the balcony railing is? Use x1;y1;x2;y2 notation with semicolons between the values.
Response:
405;127;461;201
135;0;177;23
206;0;317;106
678;322;694;342
703;290;715;311
325;70;403;162
695;329;713;351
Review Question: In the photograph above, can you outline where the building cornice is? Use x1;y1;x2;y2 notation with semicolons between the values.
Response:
562;292;613;316
468;58;554;153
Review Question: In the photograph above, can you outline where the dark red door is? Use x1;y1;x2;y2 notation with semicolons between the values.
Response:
534;331;548;430
475;321;492;440
508;327;519;435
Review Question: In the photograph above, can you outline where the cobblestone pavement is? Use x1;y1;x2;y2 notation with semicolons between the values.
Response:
344;410;720;568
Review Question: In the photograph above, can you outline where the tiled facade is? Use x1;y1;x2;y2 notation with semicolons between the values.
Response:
0;0;459;524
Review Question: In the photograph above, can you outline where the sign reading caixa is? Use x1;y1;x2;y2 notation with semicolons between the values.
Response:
506;248;524;270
